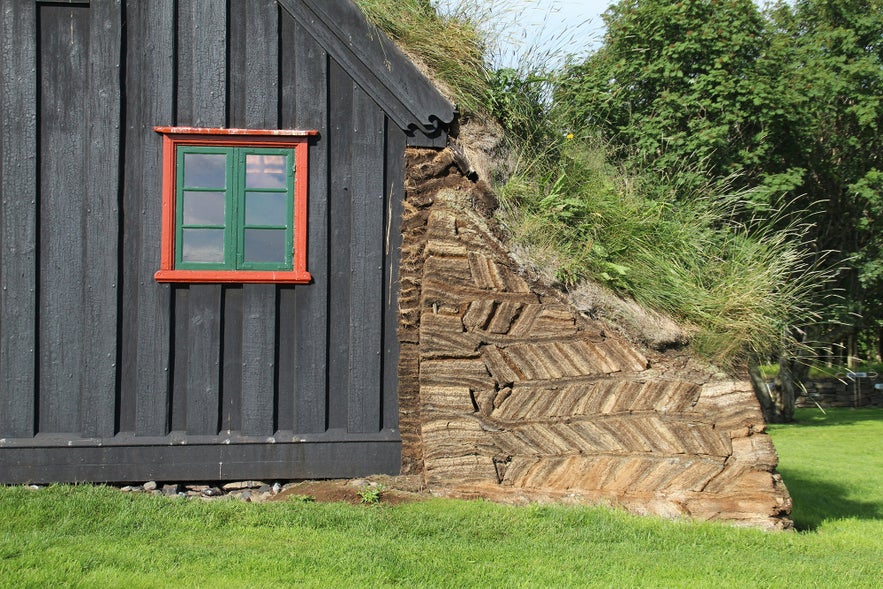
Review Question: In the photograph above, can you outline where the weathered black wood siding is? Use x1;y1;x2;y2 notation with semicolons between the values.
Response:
0;0;451;483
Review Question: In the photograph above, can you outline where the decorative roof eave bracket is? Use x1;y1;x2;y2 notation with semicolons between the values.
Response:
277;0;456;137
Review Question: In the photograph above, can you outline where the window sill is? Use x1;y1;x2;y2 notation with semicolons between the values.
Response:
154;269;312;284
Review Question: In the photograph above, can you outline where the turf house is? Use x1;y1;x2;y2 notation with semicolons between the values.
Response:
0;0;791;529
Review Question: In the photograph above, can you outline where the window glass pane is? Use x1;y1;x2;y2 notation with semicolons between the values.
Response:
245;154;287;189
183;153;226;188
245;192;287;226
243;229;286;264
181;228;225;263
183;191;226;225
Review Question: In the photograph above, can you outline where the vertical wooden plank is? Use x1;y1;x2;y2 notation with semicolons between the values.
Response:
240;286;276;434
0;0;38;438
184;287;222;434
243;0;279;130
382;122;406;432
284;15;329;434
326;58;353;432
81;0;122;438
176;0;225;127
171;287;189;432
124;0;174;436
38;4;89;433
222;0;247;435
275;11;298;434
225;0;246;128
348;87;385;434
221;286;242;432
176;0;226;435
278;11;298;135
231;0;279;435
275;283;295;433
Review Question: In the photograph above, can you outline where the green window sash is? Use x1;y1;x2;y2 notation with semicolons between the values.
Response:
175;146;294;271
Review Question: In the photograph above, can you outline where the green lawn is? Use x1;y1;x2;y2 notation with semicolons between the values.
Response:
767;408;883;530
2;408;882;587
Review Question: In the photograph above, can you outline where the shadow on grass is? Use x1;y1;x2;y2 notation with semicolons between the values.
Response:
780;468;883;531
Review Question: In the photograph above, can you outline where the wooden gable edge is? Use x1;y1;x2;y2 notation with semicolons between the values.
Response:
277;0;456;142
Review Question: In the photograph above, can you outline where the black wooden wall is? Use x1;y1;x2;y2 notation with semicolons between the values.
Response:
0;0;449;483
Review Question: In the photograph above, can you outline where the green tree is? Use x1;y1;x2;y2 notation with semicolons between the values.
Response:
766;0;883;362
557;0;883;420
557;0;782;194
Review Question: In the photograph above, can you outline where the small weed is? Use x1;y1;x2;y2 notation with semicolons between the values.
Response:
287;494;315;503
357;485;384;504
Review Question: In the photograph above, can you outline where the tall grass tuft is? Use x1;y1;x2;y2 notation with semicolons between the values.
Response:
498;130;833;367
352;0;492;114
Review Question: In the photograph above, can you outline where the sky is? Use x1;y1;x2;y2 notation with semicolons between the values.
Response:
433;1;776;70
433;0;612;69
497;0;610;57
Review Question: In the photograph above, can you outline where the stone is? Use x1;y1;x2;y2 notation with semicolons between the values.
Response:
162;483;181;495
143;481;157;491
222;480;266;491
251;491;272;503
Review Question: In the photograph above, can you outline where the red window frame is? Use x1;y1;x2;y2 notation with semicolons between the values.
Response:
153;127;317;284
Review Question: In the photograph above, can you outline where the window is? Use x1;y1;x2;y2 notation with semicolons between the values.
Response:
153;127;316;283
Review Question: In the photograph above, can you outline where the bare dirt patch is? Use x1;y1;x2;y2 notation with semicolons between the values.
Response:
272;475;430;505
